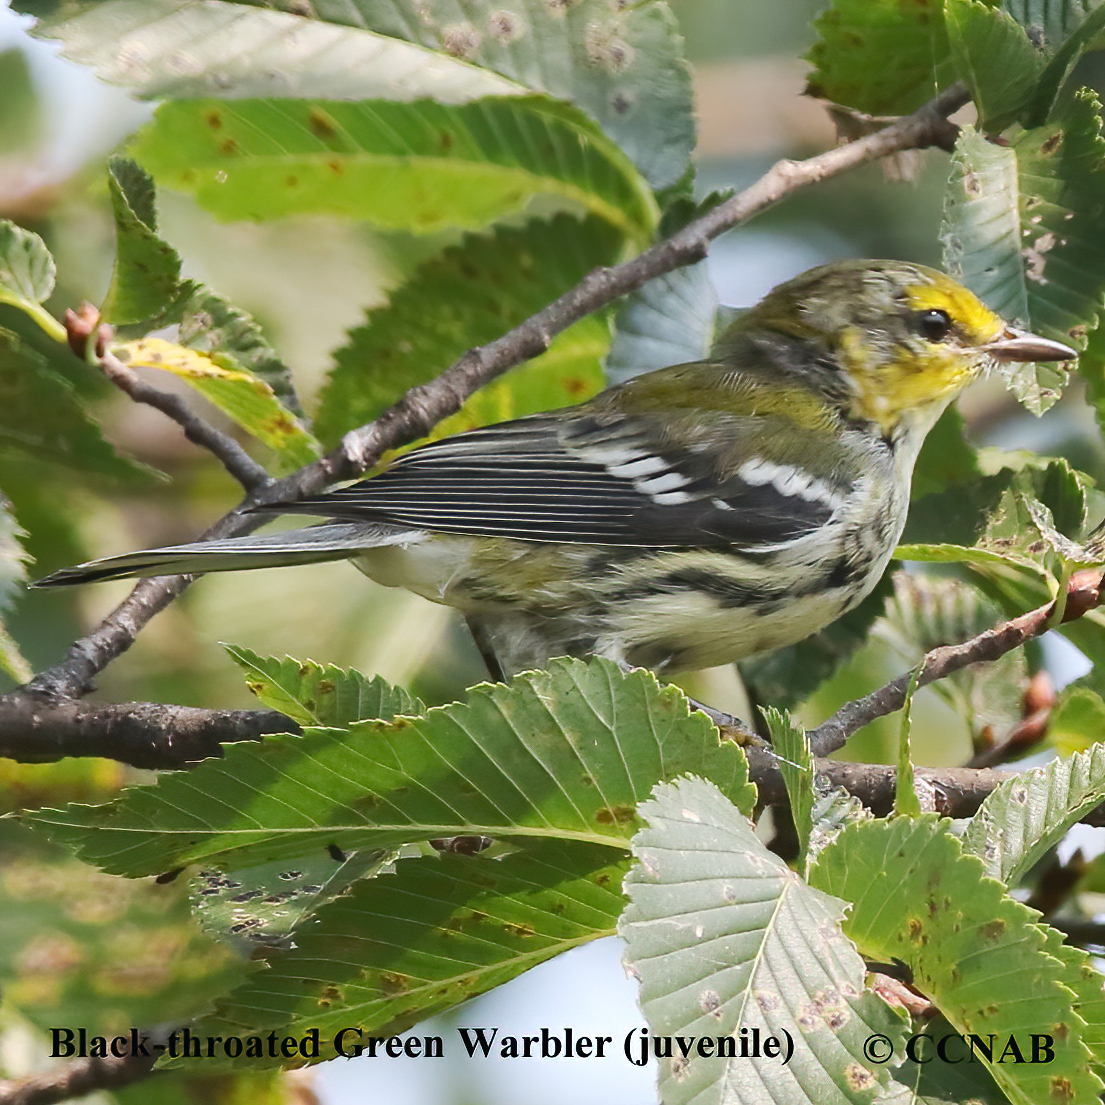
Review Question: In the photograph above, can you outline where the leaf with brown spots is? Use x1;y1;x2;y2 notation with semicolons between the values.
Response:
22;658;753;876
811;814;1101;1104
181;840;628;1067
622;777;911;1105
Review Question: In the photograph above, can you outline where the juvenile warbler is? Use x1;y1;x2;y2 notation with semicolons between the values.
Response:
38;260;1075;679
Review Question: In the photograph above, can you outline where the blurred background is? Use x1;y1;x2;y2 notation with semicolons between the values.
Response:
2;1;1104;1101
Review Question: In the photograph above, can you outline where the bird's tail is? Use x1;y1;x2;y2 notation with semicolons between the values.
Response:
33;523;409;587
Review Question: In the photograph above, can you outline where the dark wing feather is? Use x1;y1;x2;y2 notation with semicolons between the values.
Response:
266;415;852;548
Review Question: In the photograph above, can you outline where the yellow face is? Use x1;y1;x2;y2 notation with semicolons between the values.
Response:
840;275;1005;433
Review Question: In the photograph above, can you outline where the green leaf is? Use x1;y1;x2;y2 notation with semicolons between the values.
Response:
112;337;319;473
155;281;303;416
1003;0;1105;55
0;220;63;343
738;573;894;711
898;457;1089;582
620;777;910;1105
604;262;717;385
218;0;694;191
761;708;815;861
0;328;140;480
810;815;1101;1105
0;498;31;683
0;219;54;306
16;0;519;102
895;666;922;818
186;841;627;1063
190;846;395;956
943;93;1105;414
225;645;423;728
1047;682;1105;754
314;215;621;447
962;743;1105;886
1020;2;1105;126
946;1;1044;129
16;0;695;190
23;658;755;877
101;157;183;327
131;96;656;238
806;0;957;115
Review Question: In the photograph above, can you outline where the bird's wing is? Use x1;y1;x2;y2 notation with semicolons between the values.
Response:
268;413;856;549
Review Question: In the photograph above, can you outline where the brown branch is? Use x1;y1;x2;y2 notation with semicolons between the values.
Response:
0;1053;157;1105
0;694;298;768
8;691;1105;829
99;346;272;492
809;569;1104;757
18;81;969;705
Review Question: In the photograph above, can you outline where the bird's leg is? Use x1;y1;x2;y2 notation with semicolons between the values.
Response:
465;615;507;683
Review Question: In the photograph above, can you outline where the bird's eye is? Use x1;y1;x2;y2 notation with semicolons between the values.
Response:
916;308;953;342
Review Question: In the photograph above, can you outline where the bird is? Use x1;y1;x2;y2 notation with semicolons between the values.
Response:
36;259;1076;681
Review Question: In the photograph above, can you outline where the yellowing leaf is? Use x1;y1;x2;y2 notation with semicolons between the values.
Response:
115;338;318;471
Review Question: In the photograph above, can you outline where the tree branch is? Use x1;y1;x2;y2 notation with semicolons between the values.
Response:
809;569;1104;757
0;695;298;768
17;81;969;703
0;1053;157;1105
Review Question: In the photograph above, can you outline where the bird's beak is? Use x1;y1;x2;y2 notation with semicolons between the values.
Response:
981;326;1077;362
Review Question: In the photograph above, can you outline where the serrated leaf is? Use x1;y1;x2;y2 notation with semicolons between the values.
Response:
22;658;755;877
154;281;302;416
183;840;627;1064
762;708;816;861
1042;925;1105;1068
604;261;717;385
1020;2;1105;126
738;573;894;711
899;457;1090;584
962;743;1105;885
315;214;621;447
806;0;957;115
0;328;140;480
225;645;423;728
101;157;183;326
946;1;1045;129
810;815;1101;1105
16;0;520;103
131;95;655;237
16;0;695;190
943;93;1105;414
113;337;318;472
620;777;911;1105
210;0;694;191
1003;0;1105;55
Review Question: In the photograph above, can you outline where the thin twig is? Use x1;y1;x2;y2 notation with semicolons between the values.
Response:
99;347;271;492
809;569;1104;757
18;81;970;703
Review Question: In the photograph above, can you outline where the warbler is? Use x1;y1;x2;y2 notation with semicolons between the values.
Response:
37;260;1074;679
